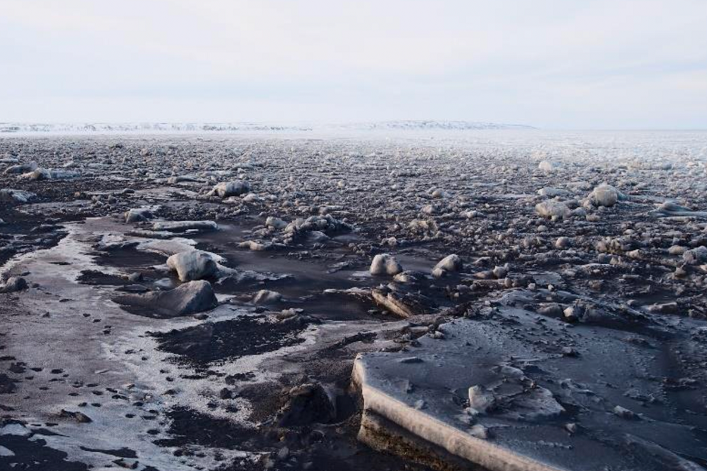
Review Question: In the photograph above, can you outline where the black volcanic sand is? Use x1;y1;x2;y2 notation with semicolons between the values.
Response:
0;427;89;471
156;405;426;471
1;134;707;471
151;315;311;367
0;209;69;266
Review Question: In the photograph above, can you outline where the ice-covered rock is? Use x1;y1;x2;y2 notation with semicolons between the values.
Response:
683;246;707;265
538;187;570;197
21;168;80;180
555;237;570;249
668;245;687;255
0;277;28;293
468;385;496;413
283;215;352;240
151;220;218;232
538;160;560;172
430;188;451;199
370;254;403;276
613;405;637;420
370;287;432;318
492;264;509;279
510;385;565;419
125;208;153;223
432;254;463;277
589;184;619;207
239;240;272;251
167;250;219;282
3;162;36;174
436;254;463;272
393;270;422;284
210;180;250;198
0;189;36;203
568;180;592;191
253;289;282;305
307;230;330;243
114;280;218;317
167;175;200;184
652;201;707;218
266;216;287;229
535;200;571;219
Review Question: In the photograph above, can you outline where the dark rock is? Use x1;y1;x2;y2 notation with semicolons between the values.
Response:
0;277;28;293
113;280;218;318
59;409;93;423
278;383;336;426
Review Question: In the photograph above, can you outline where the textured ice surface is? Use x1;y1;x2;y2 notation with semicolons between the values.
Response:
355;292;707;471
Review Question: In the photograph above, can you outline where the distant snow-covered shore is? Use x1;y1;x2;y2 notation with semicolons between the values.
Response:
0;120;533;134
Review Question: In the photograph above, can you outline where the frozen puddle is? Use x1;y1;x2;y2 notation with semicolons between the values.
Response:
0;215;417;470
0;220;261;470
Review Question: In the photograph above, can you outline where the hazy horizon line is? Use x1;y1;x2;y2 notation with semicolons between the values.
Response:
2;120;707;132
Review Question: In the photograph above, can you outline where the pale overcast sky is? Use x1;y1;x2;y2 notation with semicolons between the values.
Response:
1;0;706;128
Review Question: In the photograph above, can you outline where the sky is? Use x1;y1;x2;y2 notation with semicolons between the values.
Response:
1;0;706;129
